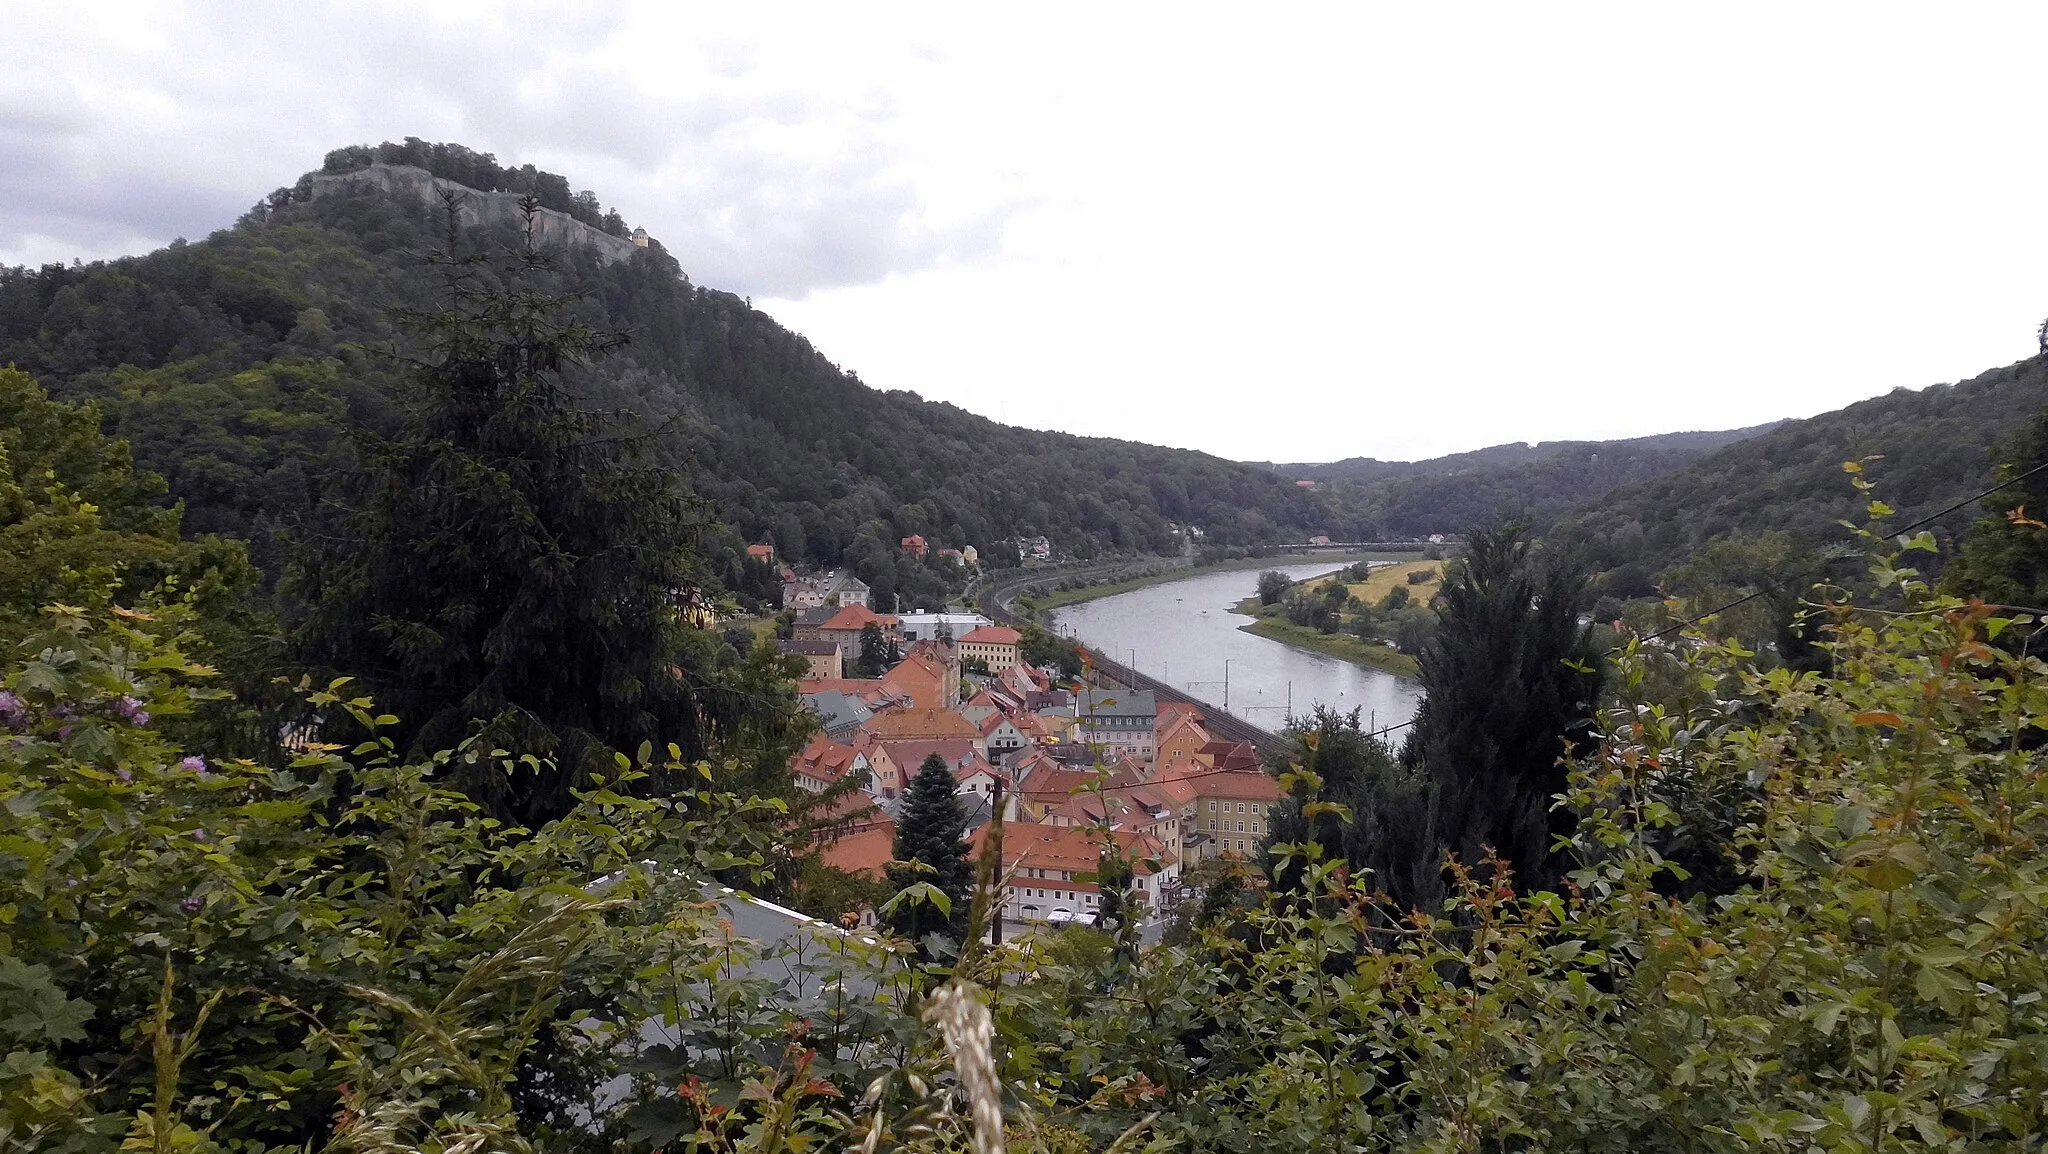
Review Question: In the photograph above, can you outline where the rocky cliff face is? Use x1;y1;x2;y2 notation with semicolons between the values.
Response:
308;163;644;265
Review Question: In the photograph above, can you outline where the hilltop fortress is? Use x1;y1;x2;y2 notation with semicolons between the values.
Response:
307;162;649;266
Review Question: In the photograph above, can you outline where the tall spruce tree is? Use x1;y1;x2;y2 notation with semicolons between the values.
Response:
856;622;890;677
1400;525;1602;899
287;199;782;826
885;753;973;947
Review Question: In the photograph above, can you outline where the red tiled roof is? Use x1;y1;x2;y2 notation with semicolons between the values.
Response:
746;543;775;560
790;735;863;785
972;823;1172;876
1199;740;1263;773
1168;766;1284;802
1019;766;1100;804
820;824;897;880
873;737;980;773
864;707;981;741
820;604;899;632
958;625;1020;645
880;652;950;710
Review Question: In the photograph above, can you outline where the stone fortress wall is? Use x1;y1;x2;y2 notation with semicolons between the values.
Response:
307;163;645;266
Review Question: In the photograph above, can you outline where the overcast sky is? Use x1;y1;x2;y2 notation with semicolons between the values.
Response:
7;4;2048;462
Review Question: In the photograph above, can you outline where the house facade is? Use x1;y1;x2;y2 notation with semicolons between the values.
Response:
778;639;843;679
957;625;1021;670
1074;689;1157;761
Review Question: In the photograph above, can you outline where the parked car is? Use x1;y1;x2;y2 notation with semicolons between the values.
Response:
1046;908;1075;924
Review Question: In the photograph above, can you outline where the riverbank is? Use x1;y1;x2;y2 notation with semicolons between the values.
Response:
1238;618;1420;678
1016;551;1405;618
1229;562;1438;679
1047;561;1425;735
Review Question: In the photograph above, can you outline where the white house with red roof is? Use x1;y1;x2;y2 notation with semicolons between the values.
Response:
971;823;1177;925
789;734;870;794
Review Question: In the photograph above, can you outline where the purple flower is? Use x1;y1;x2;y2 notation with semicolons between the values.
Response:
115;768;134;783
190;828;208;842
112;697;149;726
180;894;204;913
57;726;72;740
0;691;26;729
178;756;206;774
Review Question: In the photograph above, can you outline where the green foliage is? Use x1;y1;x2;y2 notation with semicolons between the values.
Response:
1557;354;2048;578
0;369;255;647
886;755;973;950
997;542;2048;1151
1661;529;1832;670
1256;570;1292;606
1398;525;1602;905
1942;403;2048;608
3;144;1353;595
1020;622;1083;679
284;208;804;825
857;622;891;678
1267;708;1440;906
1272;424;1778;540
0;599;802;1152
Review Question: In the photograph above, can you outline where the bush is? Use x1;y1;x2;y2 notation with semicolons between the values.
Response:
1257;569;1293;605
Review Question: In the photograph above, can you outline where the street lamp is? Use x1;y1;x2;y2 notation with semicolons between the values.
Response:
1223;659;1233;711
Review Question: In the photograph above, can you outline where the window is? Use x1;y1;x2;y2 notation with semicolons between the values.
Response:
1208;800;1217;812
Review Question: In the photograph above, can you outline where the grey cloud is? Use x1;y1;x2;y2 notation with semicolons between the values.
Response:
0;4;1020;296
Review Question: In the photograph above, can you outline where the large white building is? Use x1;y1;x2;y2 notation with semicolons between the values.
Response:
1073;689;1157;761
896;611;992;642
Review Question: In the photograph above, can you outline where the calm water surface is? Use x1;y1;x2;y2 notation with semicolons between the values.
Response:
1049;563;1422;733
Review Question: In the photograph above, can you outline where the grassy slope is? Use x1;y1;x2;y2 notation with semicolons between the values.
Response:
1228;560;1437;679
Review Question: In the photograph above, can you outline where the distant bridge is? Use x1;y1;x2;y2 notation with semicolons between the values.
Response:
1263;541;1441;554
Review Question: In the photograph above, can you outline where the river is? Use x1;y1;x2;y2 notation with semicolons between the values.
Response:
1047;562;1423;734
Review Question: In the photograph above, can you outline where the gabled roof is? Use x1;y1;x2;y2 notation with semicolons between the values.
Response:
971;823;1173;877
1018;766;1100;805
1159;761;1283;802
819;603;899;632
819;824;896;880
1076;689;1157;717
779;639;841;657
1199;740;1264;773
979;710;1026;737
790;734;866;784
880;651;950;710
864;707;980;741
959;625;1021;645
872;737;981;773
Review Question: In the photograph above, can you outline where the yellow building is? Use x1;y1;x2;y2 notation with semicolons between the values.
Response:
958;624;1021;670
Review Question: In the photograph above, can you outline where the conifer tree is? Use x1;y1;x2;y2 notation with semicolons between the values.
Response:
1399;525;1601;899
885;753;973;946
857;622;890;677
287;199;798;826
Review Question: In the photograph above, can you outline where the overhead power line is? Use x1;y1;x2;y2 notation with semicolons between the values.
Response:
1644;458;2048;642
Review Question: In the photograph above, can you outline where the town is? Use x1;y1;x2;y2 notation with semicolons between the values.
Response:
770;559;1278;933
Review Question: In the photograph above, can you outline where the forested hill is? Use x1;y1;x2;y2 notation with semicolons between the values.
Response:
0;142;1339;602
1255;424;1778;484
1551;354;2048;575
1249;423;1780;541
